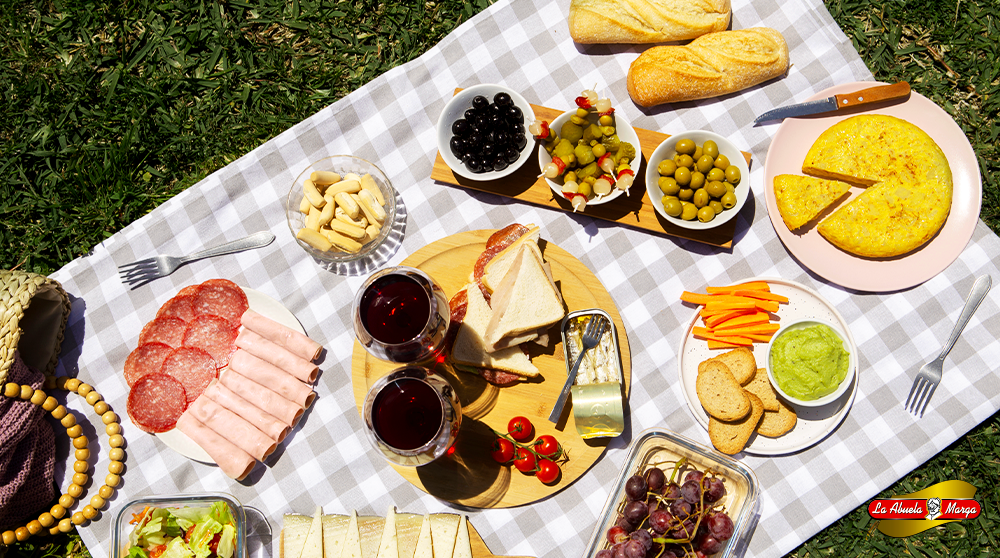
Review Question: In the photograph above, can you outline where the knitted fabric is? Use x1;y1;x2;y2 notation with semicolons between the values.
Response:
0;351;56;530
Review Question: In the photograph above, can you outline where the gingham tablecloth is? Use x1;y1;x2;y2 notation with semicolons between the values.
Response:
52;0;1000;556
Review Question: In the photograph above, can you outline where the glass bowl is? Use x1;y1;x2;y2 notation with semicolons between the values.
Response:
111;493;247;558
583;428;760;557
766;318;857;407
285;155;398;264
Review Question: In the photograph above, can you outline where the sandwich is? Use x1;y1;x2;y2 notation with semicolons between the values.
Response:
483;243;565;352
450;284;539;378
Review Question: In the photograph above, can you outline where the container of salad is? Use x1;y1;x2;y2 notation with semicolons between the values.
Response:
112;493;246;558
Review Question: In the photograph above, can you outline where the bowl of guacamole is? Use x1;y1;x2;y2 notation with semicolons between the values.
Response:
766;319;855;407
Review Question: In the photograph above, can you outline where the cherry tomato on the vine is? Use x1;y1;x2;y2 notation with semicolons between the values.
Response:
534;435;561;459
513;447;537;473
491;437;515;464
508;416;534;443
536;459;560;484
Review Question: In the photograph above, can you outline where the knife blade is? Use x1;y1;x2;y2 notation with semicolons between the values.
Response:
754;82;911;124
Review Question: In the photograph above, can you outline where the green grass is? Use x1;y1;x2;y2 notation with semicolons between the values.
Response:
1;0;997;556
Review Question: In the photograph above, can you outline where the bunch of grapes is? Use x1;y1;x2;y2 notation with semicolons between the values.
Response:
597;460;736;558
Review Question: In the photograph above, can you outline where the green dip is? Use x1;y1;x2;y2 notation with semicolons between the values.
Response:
770;324;850;400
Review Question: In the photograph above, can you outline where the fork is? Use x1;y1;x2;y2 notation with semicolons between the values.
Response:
118;231;276;289
905;274;992;417
548;315;608;423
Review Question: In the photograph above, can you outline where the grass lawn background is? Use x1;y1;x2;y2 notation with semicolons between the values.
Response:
1;0;996;556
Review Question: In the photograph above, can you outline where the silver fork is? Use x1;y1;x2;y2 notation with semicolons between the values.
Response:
905;274;992;417
548;315;608;423
118;231;276;289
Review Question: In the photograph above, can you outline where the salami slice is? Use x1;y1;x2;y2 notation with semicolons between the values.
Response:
177;284;202;297
472;224;529;283
479;368;523;387
192;280;248;328
127;372;188;433
183;314;238;368
123;342;174;387
137;316;188;348
161;346;218;402
155;294;197;323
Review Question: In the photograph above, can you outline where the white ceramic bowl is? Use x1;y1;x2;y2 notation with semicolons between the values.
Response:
436;84;535;181
766;318;857;407
540;108;640;206
645;130;750;230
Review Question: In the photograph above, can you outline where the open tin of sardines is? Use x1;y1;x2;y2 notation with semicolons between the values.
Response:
561;308;625;439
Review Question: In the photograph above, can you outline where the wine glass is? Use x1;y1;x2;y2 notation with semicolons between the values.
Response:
362;366;462;467
353;266;450;363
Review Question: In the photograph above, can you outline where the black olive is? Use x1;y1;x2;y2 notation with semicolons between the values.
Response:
475;156;491;173
452;119;470;136
450;136;466;158
467;132;482;148
493;156;509;172
494;92;512;107
504;147;519;164
472;95;489;111
465;154;482;173
481;142;496;157
507;105;523;124
515;133;527;151
464;108;477;121
494;131;509;147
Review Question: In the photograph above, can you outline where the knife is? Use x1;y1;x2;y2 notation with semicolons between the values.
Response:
754;82;911;124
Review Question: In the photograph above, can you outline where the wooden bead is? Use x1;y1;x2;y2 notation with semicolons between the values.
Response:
30;389;47;405
58;494;75;509
77;383;93;396
66;424;83;438
67;483;84;498
83;506;98;520
50;504;66;519
39;513;55;527
57;518;73;533
3;383;18;397
90;495;105;510
105;473;121;488
109;434;124;448
27;520;42;534
98;485;113;499
71;512;86;525
102;411;118;425
2;530;15;544
73;460;89;474
93;401;109;415
20;385;33;400
43;396;59;411
48;526;60;536
61;413;77;428
51;404;67;420
43;376;57;389
15;526;29;541
55;376;68;389
64;378;81;392
108;461;124;475
109;448;124;462
106;422;121;436
75;448;91;461
86;391;102;405
73;435;88;449
71;473;88;488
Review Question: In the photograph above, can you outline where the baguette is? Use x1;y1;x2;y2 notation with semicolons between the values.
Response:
627;27;790;107
568;0;731;44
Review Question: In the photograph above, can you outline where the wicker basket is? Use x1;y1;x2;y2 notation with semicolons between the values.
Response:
0;270;72;384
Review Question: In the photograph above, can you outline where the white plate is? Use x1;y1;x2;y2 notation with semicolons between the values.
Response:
677;277;858;456
156;287;306;463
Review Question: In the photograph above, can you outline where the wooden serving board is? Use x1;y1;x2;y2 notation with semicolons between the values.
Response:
431;92;753;248
351;229;632;508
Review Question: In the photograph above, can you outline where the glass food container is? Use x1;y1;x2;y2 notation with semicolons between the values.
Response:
111;493;247;558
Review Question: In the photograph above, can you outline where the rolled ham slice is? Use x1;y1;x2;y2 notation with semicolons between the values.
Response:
185;395;277;461
203;382;290;443
235;329;318;384
241;309;323;362
175;412;256;481
228;350;314;409
219;368;305;427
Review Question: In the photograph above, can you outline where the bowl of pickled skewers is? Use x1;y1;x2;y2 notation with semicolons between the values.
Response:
534;88;640;212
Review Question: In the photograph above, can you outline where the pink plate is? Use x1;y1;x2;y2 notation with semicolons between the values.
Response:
762;82;981;292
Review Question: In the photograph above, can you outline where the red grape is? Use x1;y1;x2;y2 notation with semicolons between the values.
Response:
625;475;647;501
684;470;705;485
607;526;628;545
595;551;613;558
680;480;702;503
661;482;681;499
643;467;665;492
623;540;645;558
669;499;692;518
615;515;634;532
623;500;648;524
629;529;652;551
694;531;722;554
703;476;726;503
648;509;674;534
705;511;735;541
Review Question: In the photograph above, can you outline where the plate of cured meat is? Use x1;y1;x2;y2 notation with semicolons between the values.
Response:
123;278;324;480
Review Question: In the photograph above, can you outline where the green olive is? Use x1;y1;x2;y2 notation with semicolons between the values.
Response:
677;154;695;170
703;140;719;159
592;144;607;158
564;171;578;184
658;176;679;196
721;191;738;209
693;146;703;161
709;200;724;214
599;115;614;126
658;160;677;176
689;171;705;190
714;153;731;170
696;155;715;174
578;180;594;198
697;206;716;223
576;107;590;118
674;167;691;187
662;197;683;217
602;125;616;136
678;188;694;201
692;188;709;208
707;168;726;183
676;138;696;155
725;165;741;185
726;182;735;194
706;180;727;199
681;202;698;221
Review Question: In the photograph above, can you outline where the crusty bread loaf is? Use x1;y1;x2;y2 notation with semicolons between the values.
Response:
568;0;731;44
627;27;790;107
696;361;750;421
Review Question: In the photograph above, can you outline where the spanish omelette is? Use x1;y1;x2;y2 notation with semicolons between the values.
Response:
772;174;851;230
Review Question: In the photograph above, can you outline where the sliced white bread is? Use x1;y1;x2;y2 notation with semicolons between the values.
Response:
483;244;565;352
480;225;541;292
451;285;539;377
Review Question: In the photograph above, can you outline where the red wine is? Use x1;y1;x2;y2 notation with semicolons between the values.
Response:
372;379;443;450
360;275;431;345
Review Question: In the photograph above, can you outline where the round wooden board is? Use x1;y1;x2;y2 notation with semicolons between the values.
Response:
351;229;632;508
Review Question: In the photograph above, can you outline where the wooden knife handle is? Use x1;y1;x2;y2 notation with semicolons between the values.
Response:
834;81;910;109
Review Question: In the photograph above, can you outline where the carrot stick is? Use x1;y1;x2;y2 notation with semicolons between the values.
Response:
708;323;780;336
704;309;755;328
692;329;753;346
707;338;753;349
728;289;790;303
751;300;780;313
744;333;776;342
712;312;770;330
705;300;757;312
705;281;771;294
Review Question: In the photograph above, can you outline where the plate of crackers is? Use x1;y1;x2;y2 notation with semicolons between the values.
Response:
677;277;859;456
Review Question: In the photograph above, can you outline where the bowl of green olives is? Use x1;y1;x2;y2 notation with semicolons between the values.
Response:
645;130;750;230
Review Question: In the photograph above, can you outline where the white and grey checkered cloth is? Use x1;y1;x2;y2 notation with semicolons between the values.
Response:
53;0;1000;556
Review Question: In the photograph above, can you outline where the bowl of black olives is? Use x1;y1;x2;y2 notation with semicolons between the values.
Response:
437;84;536;181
